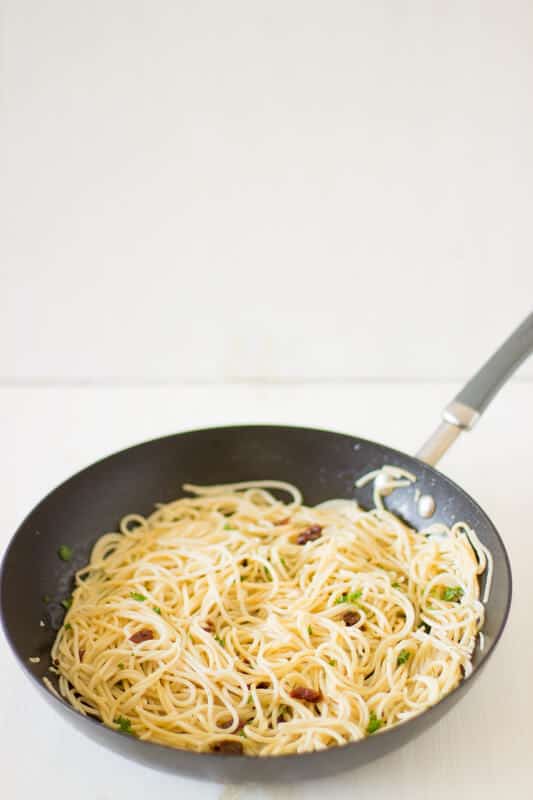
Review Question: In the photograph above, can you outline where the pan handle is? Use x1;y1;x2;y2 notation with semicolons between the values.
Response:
416;311;533;466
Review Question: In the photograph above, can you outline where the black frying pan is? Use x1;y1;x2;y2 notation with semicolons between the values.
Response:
1;314;532;783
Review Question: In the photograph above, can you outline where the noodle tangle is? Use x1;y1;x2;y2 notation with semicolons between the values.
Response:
51;472;489;755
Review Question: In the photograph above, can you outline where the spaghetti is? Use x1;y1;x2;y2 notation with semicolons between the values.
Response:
51;472;490;756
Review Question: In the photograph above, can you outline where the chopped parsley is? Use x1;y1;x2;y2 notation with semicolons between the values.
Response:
115;715;134;735
391;582;401;589
118;662;125;669
247;694;254;705
280;557;288;569
153;606;161;615
61;597;72;610
335;590;362;605
328;658;337;667
307;625;313;635
58;545;73;562
64;622;72;631
214;635;225;648
397;649;410;666
224;523;235;530
442;586;464;602
238;729;247;738
264;566;272;581
130;592;147;602
367;711;382;734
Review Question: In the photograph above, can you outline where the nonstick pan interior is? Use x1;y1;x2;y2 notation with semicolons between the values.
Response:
0;425;512;782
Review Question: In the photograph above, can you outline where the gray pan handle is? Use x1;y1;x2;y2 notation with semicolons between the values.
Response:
417;311;533;466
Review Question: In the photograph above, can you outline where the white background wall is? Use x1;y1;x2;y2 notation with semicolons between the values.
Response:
3;0;533;383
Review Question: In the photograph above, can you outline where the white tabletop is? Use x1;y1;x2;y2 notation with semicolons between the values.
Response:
1;382;532;798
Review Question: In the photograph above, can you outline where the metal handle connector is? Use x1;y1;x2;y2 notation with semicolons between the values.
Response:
442;401;480;431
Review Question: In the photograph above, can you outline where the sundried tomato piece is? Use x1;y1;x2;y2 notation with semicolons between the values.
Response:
212;740;243;754
296;525;323;545
129;628;154;643
290;686;322;703
343;611;360;627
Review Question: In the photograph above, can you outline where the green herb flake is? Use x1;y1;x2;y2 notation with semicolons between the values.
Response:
64;622;72;631
58;545;73;562
264;566;272;581
307;625;313;635
214;635;225;648
391;582;400;589
118;662;125;669
153;606;161;615
442;586;464;602
238;729;247;738
130;592;147;602
397;649;410;666
61;597;73;610
328;658;337;667
367;711;382;735
115;715;134;735
224;523;234;530
247;694;254;705
280;557;288;569
335;590;362;605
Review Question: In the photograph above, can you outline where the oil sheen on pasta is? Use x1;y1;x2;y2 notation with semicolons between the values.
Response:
50;471;490;756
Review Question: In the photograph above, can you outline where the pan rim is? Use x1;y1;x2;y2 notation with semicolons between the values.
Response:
0;423;513;764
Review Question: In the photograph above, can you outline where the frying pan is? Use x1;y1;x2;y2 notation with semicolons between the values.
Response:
1;314;532;783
